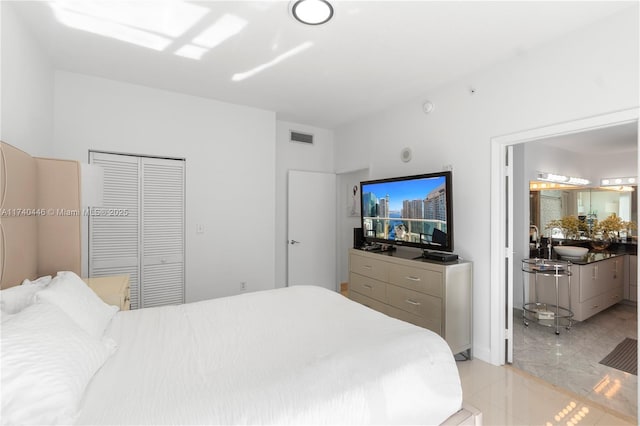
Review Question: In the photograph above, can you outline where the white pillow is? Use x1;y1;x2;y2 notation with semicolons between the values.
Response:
21;275;54;287
35;271;118;339
1;303;116;425
0;275;53;315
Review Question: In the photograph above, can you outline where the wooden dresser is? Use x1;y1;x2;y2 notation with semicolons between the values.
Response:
349;249;472;357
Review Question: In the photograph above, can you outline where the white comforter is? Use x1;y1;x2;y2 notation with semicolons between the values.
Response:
77;286;462;425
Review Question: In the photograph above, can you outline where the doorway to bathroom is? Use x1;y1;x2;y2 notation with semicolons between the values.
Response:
490;108;639;420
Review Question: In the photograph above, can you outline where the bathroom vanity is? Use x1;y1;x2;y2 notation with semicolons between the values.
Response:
526;251;629;321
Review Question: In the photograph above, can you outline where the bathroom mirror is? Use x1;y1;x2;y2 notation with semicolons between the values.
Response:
530;186;637;239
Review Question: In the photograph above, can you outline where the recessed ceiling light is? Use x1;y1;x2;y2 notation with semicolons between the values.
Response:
291;0;334;25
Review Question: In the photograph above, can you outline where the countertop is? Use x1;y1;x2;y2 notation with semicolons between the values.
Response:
529;240;636;265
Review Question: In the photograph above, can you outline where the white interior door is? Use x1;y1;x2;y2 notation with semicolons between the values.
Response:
287;170;336;290
506;145;514;363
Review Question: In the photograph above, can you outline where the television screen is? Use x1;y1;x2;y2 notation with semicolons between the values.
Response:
360;171;453;252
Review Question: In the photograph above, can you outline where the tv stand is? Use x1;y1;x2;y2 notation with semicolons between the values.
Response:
421;251;458;263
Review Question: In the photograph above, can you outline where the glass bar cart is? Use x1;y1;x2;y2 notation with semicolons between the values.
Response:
521;258;573;335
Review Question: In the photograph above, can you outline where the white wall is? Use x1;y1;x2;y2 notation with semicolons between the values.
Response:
53;71;276;302
0;2;53;156
334;7;639;363
336;168;369;284
275;121;334;287
524;141;636;185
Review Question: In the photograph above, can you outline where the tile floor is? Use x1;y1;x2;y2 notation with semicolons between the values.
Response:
508;302;637;423
457;358;635;425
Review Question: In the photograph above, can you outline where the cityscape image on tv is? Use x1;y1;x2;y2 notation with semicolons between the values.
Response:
361;176;448;245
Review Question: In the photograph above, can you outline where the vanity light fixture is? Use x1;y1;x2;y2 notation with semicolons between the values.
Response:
291;0;334;25
600;176;637;186
537;172;590;186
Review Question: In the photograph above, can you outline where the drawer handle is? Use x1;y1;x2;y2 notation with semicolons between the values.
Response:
405;276;421;282
363;284;373;290
405;299;421;306
592;304;599;309
363;265;373;269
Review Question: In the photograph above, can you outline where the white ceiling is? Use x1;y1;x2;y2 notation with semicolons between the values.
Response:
536;121;638;155
10;1;637;129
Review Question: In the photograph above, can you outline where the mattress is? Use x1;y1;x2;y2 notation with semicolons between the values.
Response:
77;285;462;425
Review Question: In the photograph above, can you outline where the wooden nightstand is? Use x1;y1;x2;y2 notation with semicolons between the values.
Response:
83;275;131;311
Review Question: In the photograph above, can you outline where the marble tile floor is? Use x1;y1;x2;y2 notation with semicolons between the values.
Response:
511;302;637;421
457;357;635;425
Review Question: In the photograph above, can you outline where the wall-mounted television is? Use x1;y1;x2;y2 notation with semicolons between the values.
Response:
360;171;453;252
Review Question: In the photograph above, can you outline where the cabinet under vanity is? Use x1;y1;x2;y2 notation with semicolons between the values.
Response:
528;253;634;322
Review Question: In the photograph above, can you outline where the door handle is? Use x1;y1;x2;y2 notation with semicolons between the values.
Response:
290;240;300;245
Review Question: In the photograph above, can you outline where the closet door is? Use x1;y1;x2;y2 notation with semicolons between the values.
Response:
89;152;185;309
141;157;185;307
89;153;141;308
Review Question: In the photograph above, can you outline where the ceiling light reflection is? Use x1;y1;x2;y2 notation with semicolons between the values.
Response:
49;0;210;51
593;375;610;393
232;41;314;82
51;1;208;38
193;14;247;49
549;402;590;426
175;44;209;60
51;6;172;51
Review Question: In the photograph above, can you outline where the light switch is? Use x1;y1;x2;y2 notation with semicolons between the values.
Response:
196;224;205;234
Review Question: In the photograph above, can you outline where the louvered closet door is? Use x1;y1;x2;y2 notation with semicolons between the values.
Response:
141;158;185;307
89;153;141;308
89;153;185;309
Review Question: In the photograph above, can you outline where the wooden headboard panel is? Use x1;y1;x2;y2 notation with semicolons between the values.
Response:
0;142;81;289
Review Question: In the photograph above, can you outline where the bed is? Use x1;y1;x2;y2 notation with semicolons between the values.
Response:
1;141;480;425
1;271;481;425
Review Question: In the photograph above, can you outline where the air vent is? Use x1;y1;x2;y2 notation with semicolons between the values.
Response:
290;131;314;144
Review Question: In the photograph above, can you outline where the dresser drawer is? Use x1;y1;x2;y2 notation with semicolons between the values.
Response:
389;263;443;297
350;254;389;282
349;273;387;303
387;283;441;320
349;290;388;313
385;304;441;335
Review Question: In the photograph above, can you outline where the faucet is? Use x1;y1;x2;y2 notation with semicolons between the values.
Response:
529;225;540;248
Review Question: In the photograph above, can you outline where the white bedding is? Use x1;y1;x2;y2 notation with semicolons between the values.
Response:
77;286;462;425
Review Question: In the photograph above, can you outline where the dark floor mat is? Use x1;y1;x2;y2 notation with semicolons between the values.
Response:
599;338;637;375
